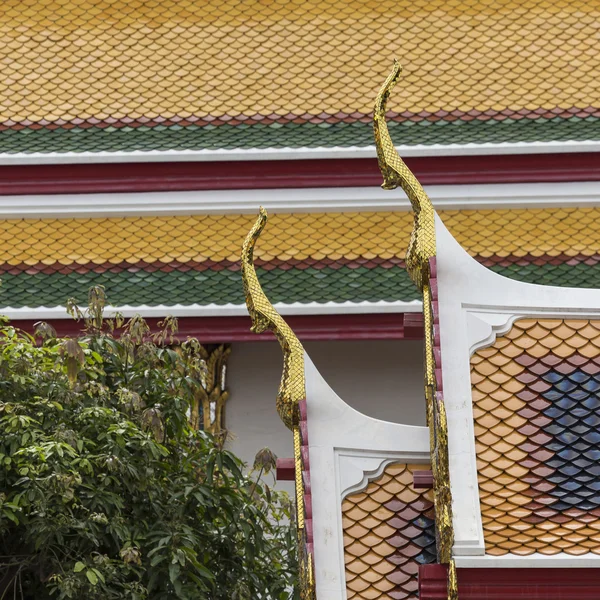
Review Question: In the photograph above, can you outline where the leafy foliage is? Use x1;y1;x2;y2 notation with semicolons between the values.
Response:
0;289;297;599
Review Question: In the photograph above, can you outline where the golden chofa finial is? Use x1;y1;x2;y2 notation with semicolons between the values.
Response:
240;207;306;430
374;64;457;600
240;206;270;335
240;209;315;598
373;59;403;190
373;61;436;290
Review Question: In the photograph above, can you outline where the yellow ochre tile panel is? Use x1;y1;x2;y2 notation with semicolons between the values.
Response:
342;463;436;599
1;207;600;266
471;319;600;556
0;212;409;266
0;0;599;123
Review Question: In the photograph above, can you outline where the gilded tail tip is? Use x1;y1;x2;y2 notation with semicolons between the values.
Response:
256;206;269;228
374;60;403;114
391;59;403;81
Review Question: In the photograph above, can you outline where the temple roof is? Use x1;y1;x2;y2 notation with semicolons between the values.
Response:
1;0;599;154
2;207;599;313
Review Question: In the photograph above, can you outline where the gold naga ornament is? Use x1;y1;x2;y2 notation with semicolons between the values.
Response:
374;60;458;600
186;342;231;434
241;208;316;600
241;61;457;600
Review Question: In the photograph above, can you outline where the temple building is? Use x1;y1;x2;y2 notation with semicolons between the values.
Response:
239;61;600;599
0;0;599;596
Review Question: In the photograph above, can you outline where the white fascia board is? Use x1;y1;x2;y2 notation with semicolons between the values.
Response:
2;180;600;218
0;300;423;321
455;554;600;568
0;140;599;165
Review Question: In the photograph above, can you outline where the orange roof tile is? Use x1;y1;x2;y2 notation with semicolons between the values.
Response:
472;318;600;556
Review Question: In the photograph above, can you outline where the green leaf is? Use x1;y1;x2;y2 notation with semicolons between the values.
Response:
0;299;298;597
195;563;214;581
3;509;18;525
92;568;105;584
86;569;98;585
168;562;180;585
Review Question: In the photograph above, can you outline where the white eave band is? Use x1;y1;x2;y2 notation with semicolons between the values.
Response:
1;180;600;218
455;554;600;568
0;300;423;321
0;140;599;165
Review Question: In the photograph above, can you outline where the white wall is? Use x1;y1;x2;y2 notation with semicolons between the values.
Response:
226;340;425;477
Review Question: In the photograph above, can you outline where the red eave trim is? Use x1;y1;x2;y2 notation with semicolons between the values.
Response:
12;313;424;342
419;564;600;600
0;153;598;195
276;458;295;481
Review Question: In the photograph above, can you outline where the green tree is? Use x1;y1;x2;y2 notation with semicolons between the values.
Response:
0;288;297;599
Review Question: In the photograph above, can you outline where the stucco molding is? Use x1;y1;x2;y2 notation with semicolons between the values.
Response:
3;180;600;218
466;312;519;355
467;308;600;355
338;450;427;500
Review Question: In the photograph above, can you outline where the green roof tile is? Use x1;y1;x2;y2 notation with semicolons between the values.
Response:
0;116;598;154
0;261;598;312
490;263;600;289
0;266;417;309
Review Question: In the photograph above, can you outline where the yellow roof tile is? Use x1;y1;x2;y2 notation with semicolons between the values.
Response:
0;0;596;125
0;207;598;266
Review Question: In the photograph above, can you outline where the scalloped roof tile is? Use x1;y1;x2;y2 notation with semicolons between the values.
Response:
0;0;599;152
0;208;599;310
472;318;600;556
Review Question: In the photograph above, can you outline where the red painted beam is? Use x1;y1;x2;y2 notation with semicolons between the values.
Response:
419;564;600;599
419;565;449;600
0;153;597;195
276;458;295;481
413;470;434;489
12;313;422;342
404;312;425;339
